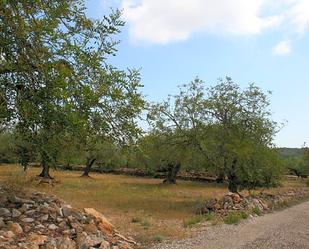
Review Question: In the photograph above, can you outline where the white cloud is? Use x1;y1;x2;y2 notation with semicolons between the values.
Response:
273;40;291;55
119;0;309;44
288;0;309;33
121;0;282;44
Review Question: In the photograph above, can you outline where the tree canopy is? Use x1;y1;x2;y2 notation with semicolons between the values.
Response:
0;0;144;178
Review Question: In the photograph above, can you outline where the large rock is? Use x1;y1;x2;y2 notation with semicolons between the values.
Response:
84;208;114;236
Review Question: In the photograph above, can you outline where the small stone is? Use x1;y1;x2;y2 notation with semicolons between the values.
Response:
3;230;15;238
35;224;45;229
8;222;23;234
25;209;36;216
28;234;48;246
19;242;38;249
0;218;5;228
12;208;22;218
19;204;34;213
58;221;68;229
99;241;110;249
45;238;57;249
56;236;76;249
40;214;49;221
0;208;11;217
83;223;98;234
62;206;84;220
48;224;58;230
22;217;35;223
84;208;114;235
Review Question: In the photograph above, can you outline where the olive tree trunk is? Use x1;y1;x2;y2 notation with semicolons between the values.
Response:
227;158;238;193
81;158;96;177
163;163;181;184
38;152;53;179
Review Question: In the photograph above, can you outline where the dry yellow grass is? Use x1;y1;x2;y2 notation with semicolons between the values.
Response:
0;164;307;245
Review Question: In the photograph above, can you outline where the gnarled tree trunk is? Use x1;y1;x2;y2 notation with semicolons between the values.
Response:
81;158;96;177
163;163;181;184
38;151;53;179
227;158;238;193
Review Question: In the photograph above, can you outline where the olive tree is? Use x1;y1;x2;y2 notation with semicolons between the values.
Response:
147;77;281;191
0;1;144;178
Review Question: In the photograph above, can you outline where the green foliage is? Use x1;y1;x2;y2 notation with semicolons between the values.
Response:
284;146;309;177
0;133;18;163
145;77;280;192
278;148;302;158
0;1;144;176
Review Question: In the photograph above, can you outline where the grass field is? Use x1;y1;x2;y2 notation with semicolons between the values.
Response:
0;164;307;245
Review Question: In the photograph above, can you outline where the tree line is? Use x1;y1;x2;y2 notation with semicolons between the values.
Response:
1;0;308;193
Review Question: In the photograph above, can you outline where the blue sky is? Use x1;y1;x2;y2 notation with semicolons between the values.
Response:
86;0;309;147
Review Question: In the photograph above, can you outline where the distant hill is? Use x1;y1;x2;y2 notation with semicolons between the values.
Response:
278;148;303;158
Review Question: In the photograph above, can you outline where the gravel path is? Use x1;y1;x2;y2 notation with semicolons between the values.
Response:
152;201;309;249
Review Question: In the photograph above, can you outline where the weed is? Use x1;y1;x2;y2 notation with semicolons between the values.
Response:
131;217;142;223
141;220;150;229
205;212;215;221
224;212;243;225
252;206;262;216
240;211;249;219
183;215;203;228
152;235;164;243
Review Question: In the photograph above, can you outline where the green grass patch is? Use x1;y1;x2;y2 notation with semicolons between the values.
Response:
152;235;164;243
224;212;245;225
252;206;262;216
141;220;151;229
183;215;204;228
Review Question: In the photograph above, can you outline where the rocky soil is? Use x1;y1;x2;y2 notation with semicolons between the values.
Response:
0;185;137;249
197;188;309;217
152;200;309;249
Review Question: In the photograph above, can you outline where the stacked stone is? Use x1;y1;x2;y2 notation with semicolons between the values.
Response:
0;186;136;249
